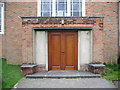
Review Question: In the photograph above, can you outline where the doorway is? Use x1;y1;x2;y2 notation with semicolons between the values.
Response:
48;31;78;70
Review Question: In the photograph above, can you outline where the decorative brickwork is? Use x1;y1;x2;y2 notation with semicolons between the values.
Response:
21;17;104;68
22;17;103;25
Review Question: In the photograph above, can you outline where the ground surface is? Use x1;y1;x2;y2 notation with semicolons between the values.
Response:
14;78;116;88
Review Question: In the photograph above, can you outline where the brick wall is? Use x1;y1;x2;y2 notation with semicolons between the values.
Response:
86;2;118;63
4;2;37;64
2;2;118;64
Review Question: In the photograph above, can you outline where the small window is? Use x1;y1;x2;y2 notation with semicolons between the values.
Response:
0;3;4;34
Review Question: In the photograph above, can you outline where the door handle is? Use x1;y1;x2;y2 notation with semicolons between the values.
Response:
61;51;65;53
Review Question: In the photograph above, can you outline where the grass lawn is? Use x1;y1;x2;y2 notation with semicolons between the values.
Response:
102;64;120;82
1;59;23;89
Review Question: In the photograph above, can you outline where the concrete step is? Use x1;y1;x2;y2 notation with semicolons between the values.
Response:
26;71;101;78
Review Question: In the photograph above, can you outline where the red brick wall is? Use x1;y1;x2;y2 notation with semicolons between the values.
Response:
4;2;37;64
86;2;118;63
2;2;118;64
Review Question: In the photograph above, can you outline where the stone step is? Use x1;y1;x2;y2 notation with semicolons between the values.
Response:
26;71;101;78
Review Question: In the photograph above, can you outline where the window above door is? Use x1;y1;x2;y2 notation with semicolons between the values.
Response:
38;0;85;17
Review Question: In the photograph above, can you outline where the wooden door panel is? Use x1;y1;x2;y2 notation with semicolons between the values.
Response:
64;32;77;70
65;35;74;66
51;35;61;65
48;32;61;70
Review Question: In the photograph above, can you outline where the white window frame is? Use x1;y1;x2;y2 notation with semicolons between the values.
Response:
37;0;85;17
82;0;85;16
0;3;4;34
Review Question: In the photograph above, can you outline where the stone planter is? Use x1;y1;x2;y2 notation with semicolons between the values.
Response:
21;64;37;76
88;64;105;74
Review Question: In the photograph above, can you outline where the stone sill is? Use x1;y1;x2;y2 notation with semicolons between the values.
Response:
21;64;37;69
88;64;105;68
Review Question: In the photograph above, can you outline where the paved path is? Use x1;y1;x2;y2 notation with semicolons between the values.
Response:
14;78;117;88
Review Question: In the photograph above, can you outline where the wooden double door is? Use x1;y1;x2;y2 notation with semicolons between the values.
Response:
48;31;78;70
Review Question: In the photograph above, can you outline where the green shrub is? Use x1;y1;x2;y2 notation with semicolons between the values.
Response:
102;64;120;82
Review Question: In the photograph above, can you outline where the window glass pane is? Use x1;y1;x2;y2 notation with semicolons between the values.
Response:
42;3;51;11
0;8;1;18
0;7;1;31
0;25;1;32
42;12;51;16
58;3;65;10
57;0;65;3
73;3;79;11
41;0;52;16
73;12;79;16
41;0;51;2
73;0;79;2
79;2;82;12
56;0;67;16
0;5;2;32
70;0;82;16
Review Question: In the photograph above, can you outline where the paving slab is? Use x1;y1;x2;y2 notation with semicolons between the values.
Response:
26;71;100;78
14;78;117;88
